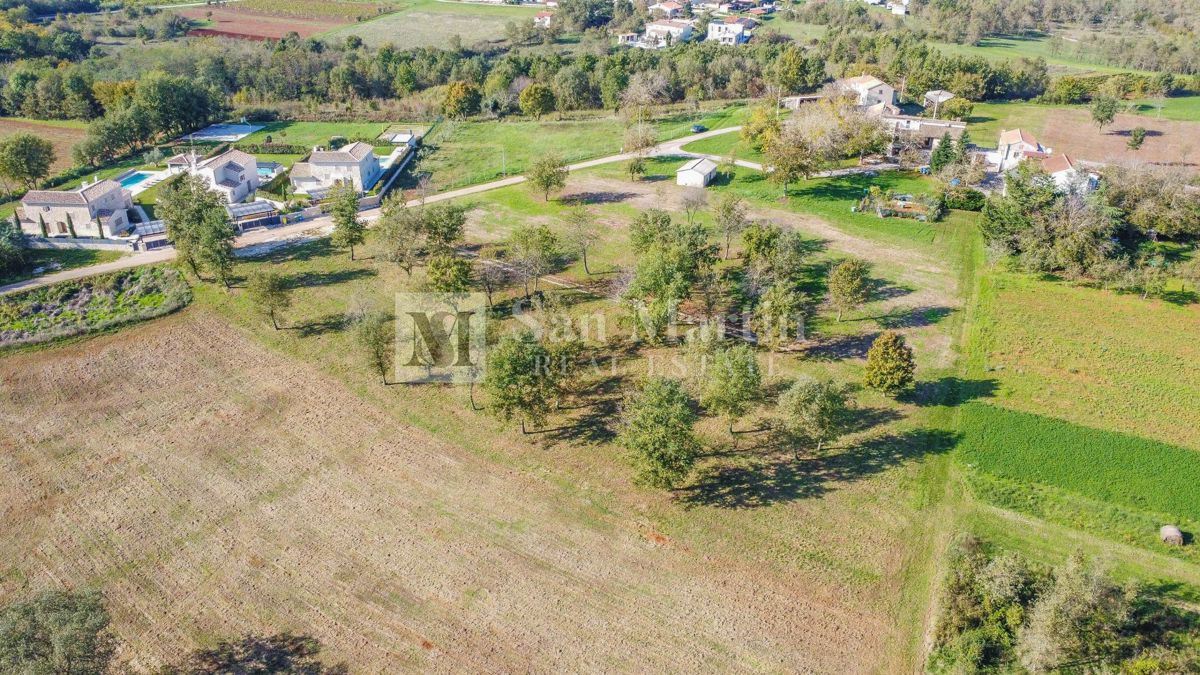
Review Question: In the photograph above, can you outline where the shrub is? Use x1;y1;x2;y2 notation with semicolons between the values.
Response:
0;266;191;350
945;186;986;211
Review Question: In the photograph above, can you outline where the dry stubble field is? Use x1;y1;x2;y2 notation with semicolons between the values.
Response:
0;307;931;672
0;118;87;174
1039;108;1200;170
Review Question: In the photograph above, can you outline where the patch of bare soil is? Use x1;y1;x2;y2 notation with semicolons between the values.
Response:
0;311;906;672
1040;109;1200;171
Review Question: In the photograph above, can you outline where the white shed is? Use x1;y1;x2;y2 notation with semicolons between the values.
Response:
676;157;718;187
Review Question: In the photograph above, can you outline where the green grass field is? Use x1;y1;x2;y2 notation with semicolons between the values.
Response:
239;121;426;147
931;32;1155;75
1127;94;1200;122
959;402;1200;562
681;133;764;164
404;108;747;192
966;271;1200;450
325;0;539;47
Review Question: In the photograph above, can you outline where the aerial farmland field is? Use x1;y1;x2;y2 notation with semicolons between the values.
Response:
325;0;540;47
0;117;87;174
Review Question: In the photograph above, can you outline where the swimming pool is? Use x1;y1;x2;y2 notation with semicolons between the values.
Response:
119;171;155;189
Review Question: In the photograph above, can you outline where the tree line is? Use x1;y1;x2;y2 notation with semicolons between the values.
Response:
932;534;1200;672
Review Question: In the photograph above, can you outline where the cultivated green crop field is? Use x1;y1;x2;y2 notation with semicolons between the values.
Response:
967;271;1200;450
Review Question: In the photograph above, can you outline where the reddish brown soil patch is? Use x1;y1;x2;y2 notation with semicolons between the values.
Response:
180;7;348;39
1039;108;1200;171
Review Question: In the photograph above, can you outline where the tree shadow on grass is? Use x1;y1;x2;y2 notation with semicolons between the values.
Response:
263;237;338;264
563;191;639;205
1161;289;1199;306
181;632;347;674
900;376;998;407
876;305;957;329
805;331;880;361
679;428;959;509
291;313;346;338
286;268;377;289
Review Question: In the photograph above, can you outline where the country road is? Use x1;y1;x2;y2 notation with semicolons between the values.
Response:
1;126;743;295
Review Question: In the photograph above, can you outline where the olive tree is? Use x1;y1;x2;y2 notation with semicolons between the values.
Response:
778;378;853;457
700;343;762;436
619;377;700;489
247;269;291;329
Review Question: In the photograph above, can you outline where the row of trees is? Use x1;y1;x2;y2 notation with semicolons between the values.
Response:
933;535;1200;671
981;162;1200;295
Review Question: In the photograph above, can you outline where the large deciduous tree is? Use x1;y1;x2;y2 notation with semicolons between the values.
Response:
527;153;569;201
827;258;872;322
247;269;291;330
619;377;700;489
157;173;230;280
328;182;365;260
778;378;852;457
482;330;557;433
0;133;54;190
701;343;762;436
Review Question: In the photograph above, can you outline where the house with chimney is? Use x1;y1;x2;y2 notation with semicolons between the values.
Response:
995;128;1051;171
19;179;134;238
165;148;260;204
289;141;383;197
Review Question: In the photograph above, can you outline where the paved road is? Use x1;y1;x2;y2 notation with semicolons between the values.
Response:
0;127;742;296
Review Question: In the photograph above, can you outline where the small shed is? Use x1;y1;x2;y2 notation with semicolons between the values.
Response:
676;157;718;188
1161;525;1185;546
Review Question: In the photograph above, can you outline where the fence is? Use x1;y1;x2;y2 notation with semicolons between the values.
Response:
26;237;134;252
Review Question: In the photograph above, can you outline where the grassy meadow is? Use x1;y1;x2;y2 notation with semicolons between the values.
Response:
324;0;540;47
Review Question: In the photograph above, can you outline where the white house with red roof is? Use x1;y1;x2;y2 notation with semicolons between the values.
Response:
534;10;553;27
1041;154;1098;192
649;0;684;17
995;128;1051;171
707;16;755;44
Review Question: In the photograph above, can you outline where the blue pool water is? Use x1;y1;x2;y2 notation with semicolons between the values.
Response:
257;167;273;177
119;171;154;189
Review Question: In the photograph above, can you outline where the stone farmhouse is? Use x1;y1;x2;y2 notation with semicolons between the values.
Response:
166;148;260;204
19;178;134;238
289;141;382;197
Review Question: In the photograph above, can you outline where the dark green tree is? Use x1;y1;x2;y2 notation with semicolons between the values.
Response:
247;269;291;329
619;377;700;489
0;589;115;675
328;182;365;260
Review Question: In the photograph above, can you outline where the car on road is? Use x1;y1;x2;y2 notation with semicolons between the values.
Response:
690;124;707;133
